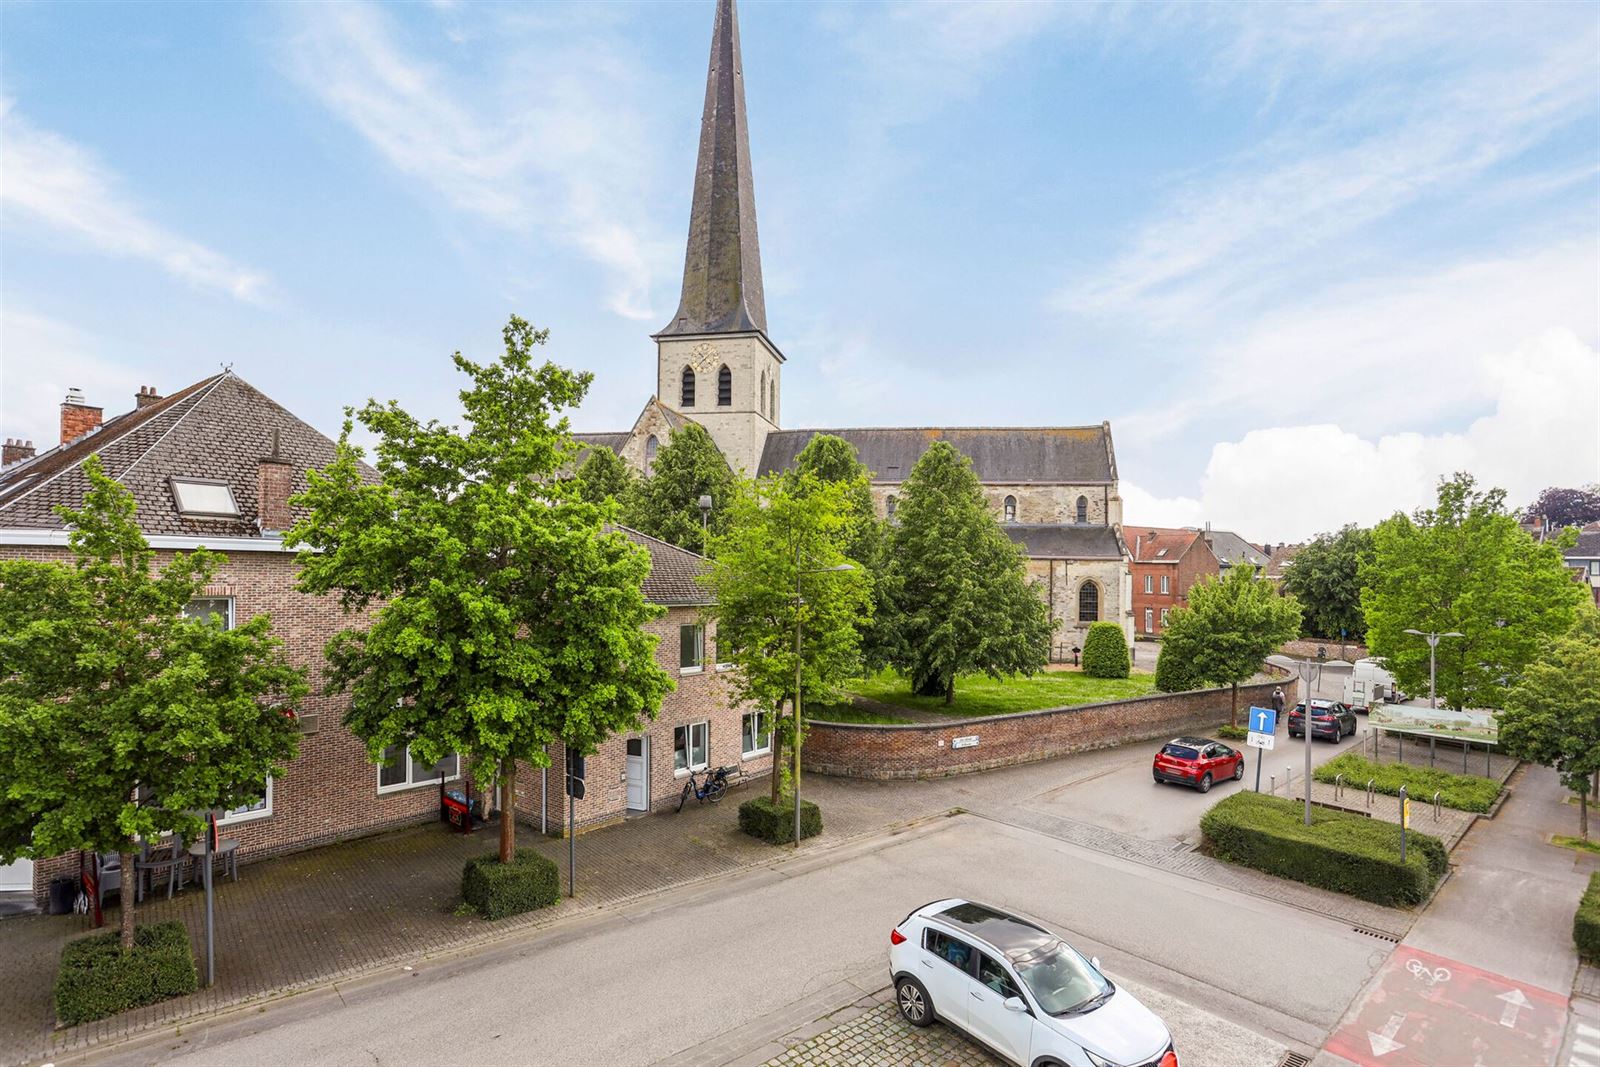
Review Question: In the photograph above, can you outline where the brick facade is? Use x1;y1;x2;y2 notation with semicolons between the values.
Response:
1128;527;1218;638
802;673;1298;780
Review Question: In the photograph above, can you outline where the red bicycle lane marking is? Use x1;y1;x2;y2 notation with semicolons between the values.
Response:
1323;944;1566;1067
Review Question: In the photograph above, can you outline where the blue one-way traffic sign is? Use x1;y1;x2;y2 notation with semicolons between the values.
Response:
1249;706;1277;735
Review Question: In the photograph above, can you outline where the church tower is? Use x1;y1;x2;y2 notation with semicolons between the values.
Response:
654;0;782;475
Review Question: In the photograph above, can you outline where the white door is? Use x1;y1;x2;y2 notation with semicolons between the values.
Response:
625;737;649;812
0;857;33;892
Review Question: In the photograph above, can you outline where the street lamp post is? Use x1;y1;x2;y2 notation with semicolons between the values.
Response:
1402;629;1465;709
697;495;713;553
793;549;854;848
1302;650;1324;827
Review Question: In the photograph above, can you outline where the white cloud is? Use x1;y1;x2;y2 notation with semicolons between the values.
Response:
1124;329;1600;543
282;3;670;321
0;309;144;450
0;100;270;302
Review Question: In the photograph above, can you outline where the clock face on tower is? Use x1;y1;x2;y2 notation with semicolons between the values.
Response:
690;341;720;374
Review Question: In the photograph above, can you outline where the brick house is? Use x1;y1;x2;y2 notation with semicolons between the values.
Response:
1126;527;1219;637
0;375;768;905
1564;529;1600;607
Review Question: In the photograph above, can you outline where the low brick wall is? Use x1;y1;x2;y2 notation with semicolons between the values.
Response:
803;676;1299;780
1281;638;1368;660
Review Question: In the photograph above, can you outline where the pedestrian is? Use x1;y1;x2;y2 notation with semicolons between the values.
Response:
1271;687;1285;721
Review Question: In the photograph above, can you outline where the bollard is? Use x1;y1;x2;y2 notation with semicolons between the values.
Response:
1367;778;1376;807
1433;790;1442;822
1286;766;1294;797
1270;774;1277;795
1399;785;1409;862
1335;773;1344;802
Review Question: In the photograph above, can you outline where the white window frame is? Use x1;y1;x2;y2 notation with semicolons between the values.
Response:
741;711;771;758
1143;608;1153;633
170;477;241;518
1161;608;1170;626
680;623;705;675
674;720;709;776
184;596;235;630
376;744;461;795
218;777;272;825
1160;574;1170;594
1143;575;1153;593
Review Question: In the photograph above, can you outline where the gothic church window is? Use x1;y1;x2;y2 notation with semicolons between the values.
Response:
886;495;897;519
717;365;732;406
1076;495;1088;524
760;370;767;417
1003;496;1017;523
769;377;776;420
1078;580;1099;622
645;435;659;476
681;367;696;407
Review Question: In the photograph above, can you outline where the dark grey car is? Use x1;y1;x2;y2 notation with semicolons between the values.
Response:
1288;699;1357;741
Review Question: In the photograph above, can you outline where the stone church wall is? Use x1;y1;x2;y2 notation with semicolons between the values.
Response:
1028;557;1133;654
656;334;779;475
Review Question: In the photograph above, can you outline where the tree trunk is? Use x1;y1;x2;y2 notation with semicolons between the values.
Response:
499;757;516;863
944;677;954;707
119;848;136;951
1230;682;1239;729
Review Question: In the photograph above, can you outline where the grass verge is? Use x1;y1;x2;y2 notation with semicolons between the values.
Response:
1312;752;1501;813
845;669;1156;718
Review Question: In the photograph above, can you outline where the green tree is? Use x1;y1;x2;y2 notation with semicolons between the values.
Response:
1500;611;1600;838
572;444;635;508
1157;565;1301;726
876;442;1051;704
1153;640;1201;692
289;317;675;866
1362;473;1586;710
0;457;305;949
621;423;734;554
790;434;883;568
1281;525;1373;641
1081;621;1131;678
703;474;871;803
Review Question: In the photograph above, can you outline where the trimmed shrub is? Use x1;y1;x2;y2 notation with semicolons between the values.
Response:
1216;724;1249;741
1154;643;1200;692
739;795;822;845
1575;873;1600;963
1200;791;1445;906
54;921;198;1026
1313;753;1503;814
461;849;561;919
1081;622;1131;679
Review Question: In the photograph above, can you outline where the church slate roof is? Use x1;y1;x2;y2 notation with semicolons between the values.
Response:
0;372;364;538
758;426;1115;485
1003;524;1125;560
573;432;630;454
615;526;712;606
656;0;767;339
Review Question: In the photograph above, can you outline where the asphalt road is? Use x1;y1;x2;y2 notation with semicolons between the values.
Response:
100;814;1386;1067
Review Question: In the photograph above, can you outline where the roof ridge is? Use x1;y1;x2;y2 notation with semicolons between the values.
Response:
0;372;227;515
118;371;234;479
613;523;709;562
768;424;1109;434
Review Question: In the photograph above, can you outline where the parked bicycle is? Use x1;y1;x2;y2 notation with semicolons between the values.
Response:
678;765;735;812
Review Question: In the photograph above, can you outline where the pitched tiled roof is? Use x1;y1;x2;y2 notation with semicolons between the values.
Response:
615;526;712;605
1126;526;1204;563
0;372;365;538
1567;531;1600;560
1003;523;1124;560
573;432;630;455
758;425;1114;484
1204;529;1269;569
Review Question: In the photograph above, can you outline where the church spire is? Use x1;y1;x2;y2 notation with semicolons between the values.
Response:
658;0;767;338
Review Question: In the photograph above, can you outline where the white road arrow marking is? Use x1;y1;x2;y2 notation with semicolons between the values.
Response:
1368;1012;1406;1056
1496;987;1531;1029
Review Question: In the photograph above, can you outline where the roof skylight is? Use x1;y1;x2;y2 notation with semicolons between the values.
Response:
171;478;240;518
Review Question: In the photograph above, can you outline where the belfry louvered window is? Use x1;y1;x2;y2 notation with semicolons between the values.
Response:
1003;496;1017;523
1076;496;1089;523
718;365;732;406
681;367;696;407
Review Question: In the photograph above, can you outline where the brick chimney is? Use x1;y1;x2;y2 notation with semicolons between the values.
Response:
60;388;103;446
135;385;163;409
2;439;36;466
257;428;293;533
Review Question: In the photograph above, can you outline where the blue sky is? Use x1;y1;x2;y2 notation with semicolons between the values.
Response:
2;0;1596;540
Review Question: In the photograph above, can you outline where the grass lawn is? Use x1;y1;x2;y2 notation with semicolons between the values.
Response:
1313;752;1503;813
844;669;1156;718
804;703;914;725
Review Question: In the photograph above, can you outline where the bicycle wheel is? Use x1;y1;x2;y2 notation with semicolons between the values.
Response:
678;781;692;813
707;780;728;804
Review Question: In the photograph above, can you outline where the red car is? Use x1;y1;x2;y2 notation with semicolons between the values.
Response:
1152;736;1244;793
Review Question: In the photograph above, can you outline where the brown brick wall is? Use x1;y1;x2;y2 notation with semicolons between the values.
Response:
59;403;103;446
1131;540;1218;637
802;674;1298;780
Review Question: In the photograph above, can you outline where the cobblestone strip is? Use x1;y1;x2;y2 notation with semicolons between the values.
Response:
762;1002;1000;1067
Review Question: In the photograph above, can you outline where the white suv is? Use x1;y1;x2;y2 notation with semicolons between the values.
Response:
889;898;1176;1067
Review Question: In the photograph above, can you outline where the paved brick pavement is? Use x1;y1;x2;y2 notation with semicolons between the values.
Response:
0;741;1415;1067
762;1000;999;1067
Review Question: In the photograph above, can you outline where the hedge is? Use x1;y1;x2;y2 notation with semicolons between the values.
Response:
1576;873;1600;963
739;795;822;844
1081;622;1131;679
1200;792;1446;906
1313;753;1502;814
54;921;198;1026
1216;725;1249;741
461;849;561;919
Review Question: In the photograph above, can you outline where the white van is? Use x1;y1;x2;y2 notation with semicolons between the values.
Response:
1344;657;1399;713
